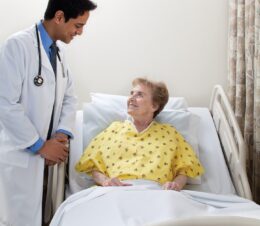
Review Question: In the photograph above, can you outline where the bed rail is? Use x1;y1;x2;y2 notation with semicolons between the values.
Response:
44;154;66;224
209;85;252;200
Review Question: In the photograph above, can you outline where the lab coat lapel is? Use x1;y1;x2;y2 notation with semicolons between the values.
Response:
32;26;55;75
56;56;62;100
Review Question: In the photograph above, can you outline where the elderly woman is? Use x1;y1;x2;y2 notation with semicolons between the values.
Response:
75;78;204;191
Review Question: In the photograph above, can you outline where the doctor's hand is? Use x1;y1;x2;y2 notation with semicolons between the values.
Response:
39;138;69;164
54;132;69;145
45;159;56;166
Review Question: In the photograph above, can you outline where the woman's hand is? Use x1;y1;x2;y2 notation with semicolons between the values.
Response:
162;175;188;191
162;181;180;191
102;177;132;187
92;170;132;187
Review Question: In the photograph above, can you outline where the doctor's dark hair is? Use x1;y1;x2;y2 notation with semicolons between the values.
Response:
44;0;97;22
132;77;169;118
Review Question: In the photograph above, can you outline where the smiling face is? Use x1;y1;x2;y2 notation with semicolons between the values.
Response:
127;84;158;120
53;10;90;43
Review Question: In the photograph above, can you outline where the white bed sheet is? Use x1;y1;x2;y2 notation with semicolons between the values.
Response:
50;180;260;226
67;107;236;196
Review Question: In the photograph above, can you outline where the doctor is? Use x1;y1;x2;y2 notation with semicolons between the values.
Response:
0;0;96;226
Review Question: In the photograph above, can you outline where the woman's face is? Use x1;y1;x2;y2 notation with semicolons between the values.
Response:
127;84;158;119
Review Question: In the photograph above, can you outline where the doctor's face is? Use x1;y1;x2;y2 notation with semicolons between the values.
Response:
57;11;90;43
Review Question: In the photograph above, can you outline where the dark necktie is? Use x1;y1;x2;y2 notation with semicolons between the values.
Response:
50;42;57;75
47;42;57;140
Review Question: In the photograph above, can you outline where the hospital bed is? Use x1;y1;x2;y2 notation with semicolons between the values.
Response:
47;85;260;226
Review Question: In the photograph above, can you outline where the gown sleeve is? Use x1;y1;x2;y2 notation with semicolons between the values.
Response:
171;129;204;178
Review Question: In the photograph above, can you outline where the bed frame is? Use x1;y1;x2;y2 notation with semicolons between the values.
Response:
209;85;251;200
46;85;252;223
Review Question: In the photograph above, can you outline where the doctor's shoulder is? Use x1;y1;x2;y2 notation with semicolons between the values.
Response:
1;27;37;59
4;26;34;46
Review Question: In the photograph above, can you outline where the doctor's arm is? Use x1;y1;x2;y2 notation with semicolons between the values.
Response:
0;38;41;150
0;38;68;164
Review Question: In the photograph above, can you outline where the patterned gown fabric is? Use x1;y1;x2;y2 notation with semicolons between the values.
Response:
76;121;204;184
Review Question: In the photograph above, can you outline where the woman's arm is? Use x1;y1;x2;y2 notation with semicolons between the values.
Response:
92;170;132;186
162;175;187;191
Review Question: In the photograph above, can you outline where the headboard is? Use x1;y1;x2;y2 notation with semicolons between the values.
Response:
209;85;252;200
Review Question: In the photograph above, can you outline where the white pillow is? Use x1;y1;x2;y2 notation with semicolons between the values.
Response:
90;92;188;110
83;102;127;149
81;102;201;185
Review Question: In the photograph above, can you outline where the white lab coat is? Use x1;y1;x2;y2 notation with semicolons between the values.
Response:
0;25;77;226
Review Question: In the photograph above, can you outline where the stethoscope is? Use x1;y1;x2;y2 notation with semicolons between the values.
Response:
34;24;66;86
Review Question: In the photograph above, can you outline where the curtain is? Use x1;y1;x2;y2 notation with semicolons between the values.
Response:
228;0;260;203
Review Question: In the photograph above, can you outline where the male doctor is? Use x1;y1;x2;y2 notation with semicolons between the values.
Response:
0;0;96;226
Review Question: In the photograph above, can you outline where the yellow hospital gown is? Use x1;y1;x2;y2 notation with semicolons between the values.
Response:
75;120;204;184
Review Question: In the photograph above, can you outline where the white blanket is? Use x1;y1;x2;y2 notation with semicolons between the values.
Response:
50;181;260;226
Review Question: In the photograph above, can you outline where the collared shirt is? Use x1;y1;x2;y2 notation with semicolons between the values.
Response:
37;21;53;61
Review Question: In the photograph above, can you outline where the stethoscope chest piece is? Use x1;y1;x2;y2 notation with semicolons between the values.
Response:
34;24;44;87
34;75;44;86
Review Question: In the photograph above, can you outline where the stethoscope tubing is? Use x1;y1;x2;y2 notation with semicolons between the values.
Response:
35;24;42;76
34;24;65;87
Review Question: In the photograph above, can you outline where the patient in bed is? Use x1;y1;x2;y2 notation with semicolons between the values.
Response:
75;77;204;191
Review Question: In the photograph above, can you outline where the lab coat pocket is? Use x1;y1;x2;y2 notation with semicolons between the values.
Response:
0;149;29;168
